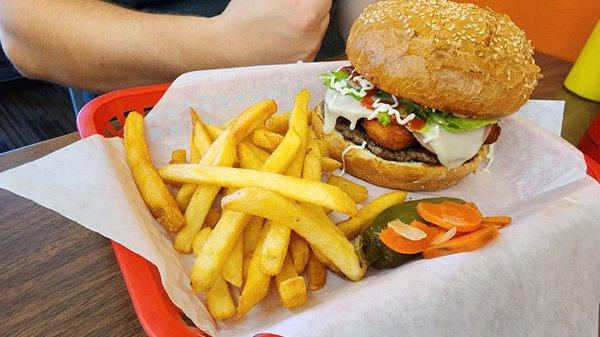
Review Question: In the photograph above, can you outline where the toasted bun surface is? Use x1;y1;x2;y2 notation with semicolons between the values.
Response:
346;0;540;118
311;104;487;191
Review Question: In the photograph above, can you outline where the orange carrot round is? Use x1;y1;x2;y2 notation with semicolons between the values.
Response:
423;225;499;259
379;220;438;254
417;201;483;232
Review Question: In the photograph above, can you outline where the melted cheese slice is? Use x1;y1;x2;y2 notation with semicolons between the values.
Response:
323;89;371;133
414;124;490;169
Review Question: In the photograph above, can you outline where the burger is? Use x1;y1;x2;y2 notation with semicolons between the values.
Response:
311;0;540;191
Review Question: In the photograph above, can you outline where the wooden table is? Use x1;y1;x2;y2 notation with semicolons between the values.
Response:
0;52;598;337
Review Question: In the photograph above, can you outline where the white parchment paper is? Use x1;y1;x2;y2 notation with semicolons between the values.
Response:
1;61;599;337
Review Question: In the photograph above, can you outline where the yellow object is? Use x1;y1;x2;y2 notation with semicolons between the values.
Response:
564;21;600;102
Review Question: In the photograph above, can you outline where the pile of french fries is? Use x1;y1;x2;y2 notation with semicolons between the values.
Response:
123;89;408;320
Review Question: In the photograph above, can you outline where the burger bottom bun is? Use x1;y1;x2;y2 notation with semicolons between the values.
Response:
310;104;488;191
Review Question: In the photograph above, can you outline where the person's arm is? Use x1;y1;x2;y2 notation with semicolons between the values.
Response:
0;0;331;92
336;0;378;40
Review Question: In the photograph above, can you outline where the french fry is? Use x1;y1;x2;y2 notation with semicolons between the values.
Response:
238;142;264;170
205;123;271;163
207;276;237;321
222;187;365;281
175;133;229;211
169;149;187;164
327;175;368;203
317;139;330;158
123;111;186;232
189;107;212;162
260;221;292;275
191;210;253;291
251;128;284;152
175;100;276;211
174;136;237;253
265;112;290;135
337;191;408;239
243;217;264;256
237;224;271;316
226;99;278;143
193;227;236;320
320;156;342;173
222;236;243;288
203;205;221;229
192;227;212;257
192;102;305;291
312;245;342;275
307;251;326;291
289;232;310;273
275;253;307;308
160;166;357;216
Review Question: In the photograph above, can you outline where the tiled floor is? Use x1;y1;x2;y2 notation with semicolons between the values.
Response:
0;80;75;153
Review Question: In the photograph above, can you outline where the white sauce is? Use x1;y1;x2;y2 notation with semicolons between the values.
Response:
415;125;491;169
323;89;415;134
337;141;367;176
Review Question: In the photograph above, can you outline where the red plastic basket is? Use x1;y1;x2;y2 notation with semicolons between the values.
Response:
76;83;600;337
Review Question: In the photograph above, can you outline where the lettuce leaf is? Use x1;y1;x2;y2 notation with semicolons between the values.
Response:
377;112;391;126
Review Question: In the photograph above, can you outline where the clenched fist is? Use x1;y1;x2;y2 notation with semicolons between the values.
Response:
215;0;332;66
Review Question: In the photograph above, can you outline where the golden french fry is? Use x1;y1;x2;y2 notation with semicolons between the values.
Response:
192;227;212;257
160;166;357;216
222;236;243;288
260;90;310;275
205;123;271;162
242;254;251;286
238;142;264;170
222;187;365;281
289;233;310;273
320;156;342;173
337;191;408;239
173;135;237;253
312;245;342;275
276;253;307;308
226;99;278;143
327;175;368;203
123;111;186;232
265;112;290;135
317;139;330;158
169;149;187;164
203;205;221;229
237;225;271;316
242;141;270;162
189;107;212;162
175;100;276;211
175;133;230;211
192;111;305;291
243;217;264;256
191;210;253;291
192;226;235;320
260;220;292;275
307;251;326;291
260;129;302;173
207;276;236;321
251;128;284;152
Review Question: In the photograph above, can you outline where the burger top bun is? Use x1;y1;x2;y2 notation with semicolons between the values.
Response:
346;0;541;118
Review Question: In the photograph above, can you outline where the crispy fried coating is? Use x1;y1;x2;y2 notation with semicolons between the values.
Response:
361;118;417;151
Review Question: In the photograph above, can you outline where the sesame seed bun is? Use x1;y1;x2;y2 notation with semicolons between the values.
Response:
346;0;541;118
311;104;488;191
